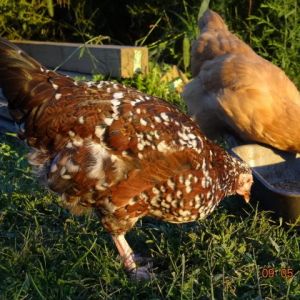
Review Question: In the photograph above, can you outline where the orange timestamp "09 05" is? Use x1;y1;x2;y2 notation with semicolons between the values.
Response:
260;266;294;278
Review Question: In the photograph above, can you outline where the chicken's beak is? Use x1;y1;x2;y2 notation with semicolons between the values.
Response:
243;192;251;203
236;188;251;203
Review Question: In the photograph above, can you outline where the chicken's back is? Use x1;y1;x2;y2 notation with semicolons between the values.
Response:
191;10;255;77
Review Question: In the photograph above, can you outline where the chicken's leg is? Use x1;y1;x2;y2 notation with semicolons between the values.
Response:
112;234;152;280
112;234;136;270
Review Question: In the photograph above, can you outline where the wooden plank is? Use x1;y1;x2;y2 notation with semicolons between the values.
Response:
13;40;148;78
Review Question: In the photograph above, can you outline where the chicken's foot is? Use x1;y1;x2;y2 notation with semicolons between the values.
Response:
112;234;153;280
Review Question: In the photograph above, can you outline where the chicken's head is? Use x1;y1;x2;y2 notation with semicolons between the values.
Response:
236;173;253;203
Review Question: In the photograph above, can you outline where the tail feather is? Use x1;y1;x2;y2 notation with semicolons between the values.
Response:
0;37;73;122
0;38;42;96
0;37;41;69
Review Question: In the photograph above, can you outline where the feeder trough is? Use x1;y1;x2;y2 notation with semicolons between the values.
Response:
231;143;300;224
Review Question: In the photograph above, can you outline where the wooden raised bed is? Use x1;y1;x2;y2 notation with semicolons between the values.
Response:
13;40;148;78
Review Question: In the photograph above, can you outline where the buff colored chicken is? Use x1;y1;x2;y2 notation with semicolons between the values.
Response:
183;10;300;152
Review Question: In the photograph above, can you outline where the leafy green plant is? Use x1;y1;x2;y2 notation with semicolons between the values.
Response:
245;0;300;87
0;0;54;40
0;0;105;43
172;0;210;71
123;62;186;111
133;0;208;70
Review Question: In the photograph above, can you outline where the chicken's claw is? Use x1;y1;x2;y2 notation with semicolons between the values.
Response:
128;265;154;281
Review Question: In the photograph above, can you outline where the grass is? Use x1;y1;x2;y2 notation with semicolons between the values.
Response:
0;68;299;299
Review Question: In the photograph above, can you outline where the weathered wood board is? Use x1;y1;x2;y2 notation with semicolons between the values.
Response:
13;40;148;78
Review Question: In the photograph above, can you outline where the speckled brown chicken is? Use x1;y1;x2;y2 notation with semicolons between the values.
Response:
183;10;300;152
0;38;253;279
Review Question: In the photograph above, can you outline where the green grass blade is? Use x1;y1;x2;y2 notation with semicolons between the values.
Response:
198;0;210;20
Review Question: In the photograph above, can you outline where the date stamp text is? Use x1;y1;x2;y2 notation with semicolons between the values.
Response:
260;266;294;279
